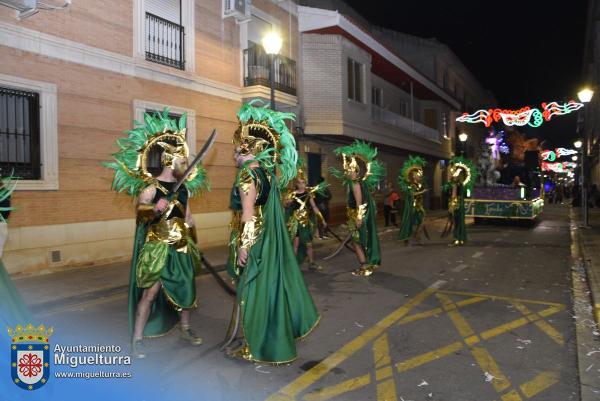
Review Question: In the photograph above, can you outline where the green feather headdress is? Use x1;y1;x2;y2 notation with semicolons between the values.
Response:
329;140;385;191
0;172;17;223
235;100;297;189
398;155;427;194
443;156;478;193
103;108;209;197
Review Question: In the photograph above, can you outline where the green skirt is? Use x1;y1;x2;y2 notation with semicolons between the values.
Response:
288;216;315;265
349;192;381;266
128;224;201;338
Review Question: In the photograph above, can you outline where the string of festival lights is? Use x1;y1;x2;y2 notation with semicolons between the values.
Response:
456;100;584;127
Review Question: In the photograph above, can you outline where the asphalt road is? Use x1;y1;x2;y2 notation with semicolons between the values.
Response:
8;204;578;401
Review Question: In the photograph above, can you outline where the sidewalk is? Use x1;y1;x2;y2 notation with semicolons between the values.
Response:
573;207;600;325
12;209;448;313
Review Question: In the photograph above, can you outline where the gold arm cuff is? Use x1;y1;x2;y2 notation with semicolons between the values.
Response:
185;223;198;244
240;216;259;250
315;210;325;224
356;203;368;221
137;204;156;222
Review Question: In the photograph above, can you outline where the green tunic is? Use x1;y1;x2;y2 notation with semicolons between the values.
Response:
398;190;425;241
453;186;467;243
127;181;201;338
286;191;316;265
347;181;381;266
228;167;320;363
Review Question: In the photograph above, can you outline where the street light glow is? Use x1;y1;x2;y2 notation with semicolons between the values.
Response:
262;31;283;55
458;132;468;142
577;88;594;103
574;140;583;149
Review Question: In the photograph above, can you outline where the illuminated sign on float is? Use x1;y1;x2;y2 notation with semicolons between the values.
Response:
456;101;584;128
541;162;576;173
541;148;578;161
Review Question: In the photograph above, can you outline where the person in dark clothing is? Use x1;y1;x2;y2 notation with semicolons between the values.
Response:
383;181;399;227
315;176;332;238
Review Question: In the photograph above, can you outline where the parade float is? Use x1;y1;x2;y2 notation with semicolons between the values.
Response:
455;99;585;222
463;130;544;221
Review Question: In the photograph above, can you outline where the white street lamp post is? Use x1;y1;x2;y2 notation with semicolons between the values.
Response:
577;87;594;227
262;31;283;111
458;132;468;156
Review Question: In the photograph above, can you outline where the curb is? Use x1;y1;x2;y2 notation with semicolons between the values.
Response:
569;210;600;400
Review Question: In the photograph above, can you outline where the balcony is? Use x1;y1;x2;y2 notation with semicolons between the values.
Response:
145;12;185;70
243;45;297;96
371;105;441;143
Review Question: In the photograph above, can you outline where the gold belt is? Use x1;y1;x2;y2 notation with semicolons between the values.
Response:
146;217;189;252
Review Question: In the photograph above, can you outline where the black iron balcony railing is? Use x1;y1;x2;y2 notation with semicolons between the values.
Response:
145;12;185;70
243;46;297;96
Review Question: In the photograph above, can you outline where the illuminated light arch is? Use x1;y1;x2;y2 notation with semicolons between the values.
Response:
456;100;584;128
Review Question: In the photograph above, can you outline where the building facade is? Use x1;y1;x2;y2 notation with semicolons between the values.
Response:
581;0;600;188
296;1;494;216
0;0;300;274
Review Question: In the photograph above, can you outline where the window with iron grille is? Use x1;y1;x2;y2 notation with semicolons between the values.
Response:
0;86;40;180
145;0;185;70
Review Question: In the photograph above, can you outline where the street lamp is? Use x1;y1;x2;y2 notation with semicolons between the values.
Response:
576;87;594;227
262;31;283;111
572;155;578;161
458;132;468;156
578;88;594;103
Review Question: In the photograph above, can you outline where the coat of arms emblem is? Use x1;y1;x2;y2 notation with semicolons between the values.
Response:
8;324;53;390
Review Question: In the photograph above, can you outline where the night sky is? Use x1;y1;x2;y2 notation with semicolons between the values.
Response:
344;0;589;148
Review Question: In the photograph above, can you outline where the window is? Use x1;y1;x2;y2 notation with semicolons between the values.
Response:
423;109;438;130
0;87;40;180
399;100;409;117
371;87;383;107
134;0;194;72
247;14;272;48
145;0;184;69
0;74;58;190
347;58;363;103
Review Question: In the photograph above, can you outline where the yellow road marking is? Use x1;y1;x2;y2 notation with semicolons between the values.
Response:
509;301;565;346
396;342;463;373
302;374;371;401
519;371;560;398
500;389;524;401
471;347;511;392
269;286;566;401
398;296;486;325
438;290;565;308
533;320;564;346
375;366;393;381
478;305;562;342
373;334;391;368
376;379;397;401
266;282;444;401
437;293;476;338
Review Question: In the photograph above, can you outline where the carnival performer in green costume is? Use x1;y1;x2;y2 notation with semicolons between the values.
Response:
284;160;328;270
330;141;384;277
442;156;477;246
0;173;32;333
224;101;320;364
104;110;209;358
398;156;429;244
